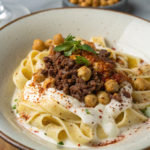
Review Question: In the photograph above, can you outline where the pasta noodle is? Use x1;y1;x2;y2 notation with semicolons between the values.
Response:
12;34;150;147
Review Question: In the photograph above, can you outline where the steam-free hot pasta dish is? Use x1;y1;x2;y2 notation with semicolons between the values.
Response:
12;34;150;147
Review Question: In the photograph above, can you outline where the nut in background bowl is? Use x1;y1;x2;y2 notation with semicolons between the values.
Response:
63;0;128;12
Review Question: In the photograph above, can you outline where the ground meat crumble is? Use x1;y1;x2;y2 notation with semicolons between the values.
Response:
40;46;131;102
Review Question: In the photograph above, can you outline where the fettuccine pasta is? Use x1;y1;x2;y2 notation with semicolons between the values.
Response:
12;34;150;147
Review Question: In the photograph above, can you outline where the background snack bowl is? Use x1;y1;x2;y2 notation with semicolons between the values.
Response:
63;0;128;12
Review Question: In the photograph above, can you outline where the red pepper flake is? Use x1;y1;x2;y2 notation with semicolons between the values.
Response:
92;122;94;124
111;47;116;50
74;110;76;113
99;116;102;119
98;109;103;113
78;144;80;147
140;59;144;63
34;130;39;133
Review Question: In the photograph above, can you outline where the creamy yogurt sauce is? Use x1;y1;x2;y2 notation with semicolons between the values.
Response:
12;79;149;147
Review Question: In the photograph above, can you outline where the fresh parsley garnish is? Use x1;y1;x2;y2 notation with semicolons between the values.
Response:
85;108;90;114
65;33;75;41
14;99;18;102
78;44;96;54
75;56;90;66
57;141;64;145
16;110;18;113
12;105;16;109
44;133;47;135
54;34;96;56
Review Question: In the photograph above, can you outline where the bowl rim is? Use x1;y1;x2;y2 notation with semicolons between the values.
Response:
0;7;150;150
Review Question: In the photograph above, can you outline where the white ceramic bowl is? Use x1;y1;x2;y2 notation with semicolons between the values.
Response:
0;8;150;150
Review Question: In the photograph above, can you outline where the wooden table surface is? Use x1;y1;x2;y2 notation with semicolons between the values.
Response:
0;138;19;150
1;137;150;150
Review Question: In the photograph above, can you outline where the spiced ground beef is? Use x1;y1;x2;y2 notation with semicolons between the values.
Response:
41;47;130;102
122;89;131;98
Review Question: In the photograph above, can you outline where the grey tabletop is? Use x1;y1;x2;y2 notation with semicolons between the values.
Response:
1;0;150;21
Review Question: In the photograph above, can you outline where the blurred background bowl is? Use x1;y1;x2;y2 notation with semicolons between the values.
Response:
63;0;128;12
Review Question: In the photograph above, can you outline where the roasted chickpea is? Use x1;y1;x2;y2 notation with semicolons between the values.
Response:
85;94;98;107
77;66;91;81
133;78;150;91
79;0;84;3
43;77;55;88
85;0;92;6
53;34;64;45
70;0;78;4
104;79;119;93
107;0;114;5
36;69;44;75
80;2;88;6
100;0;107;6
33;73;45;83
45;39;53;48
92;0;99;7
32;39;46;51
114;0;119;3
97;91;110;105
84;41;96;51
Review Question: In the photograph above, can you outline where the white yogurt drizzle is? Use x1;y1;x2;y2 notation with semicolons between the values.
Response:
22;79;133;144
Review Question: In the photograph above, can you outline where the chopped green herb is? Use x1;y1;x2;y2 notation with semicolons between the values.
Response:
44;133;47;136
12;105;16;109
16;110;18;114
85;108;90;114
78;44;97;54
64;46;76;56
75;56;90;66
65;33;75;41
14;99;18;102
141;107;150;118
57;141;64;145
54;34;96;56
